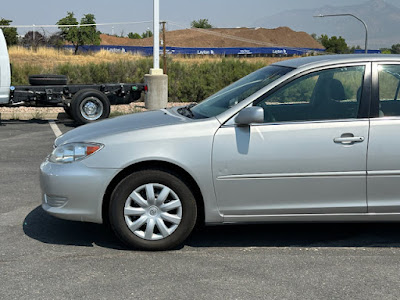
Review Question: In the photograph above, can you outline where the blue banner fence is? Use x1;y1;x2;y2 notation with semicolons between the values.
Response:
354;49;381;54
63;45;326;56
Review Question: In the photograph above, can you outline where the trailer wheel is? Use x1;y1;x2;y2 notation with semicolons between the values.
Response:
29;74;68;86
70;89;110;124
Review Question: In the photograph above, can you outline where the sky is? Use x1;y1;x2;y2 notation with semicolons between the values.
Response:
2;0;399;36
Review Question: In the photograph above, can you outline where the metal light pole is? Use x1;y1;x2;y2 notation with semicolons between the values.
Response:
153;0;160;70
314;14;368;54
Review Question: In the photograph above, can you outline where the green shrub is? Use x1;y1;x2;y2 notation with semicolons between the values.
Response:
167;58;264;102
11;64;44;85
11;58;266;102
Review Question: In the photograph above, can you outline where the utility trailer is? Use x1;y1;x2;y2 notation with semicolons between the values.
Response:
0;30;146;124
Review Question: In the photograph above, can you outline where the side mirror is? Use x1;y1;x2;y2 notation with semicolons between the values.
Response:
235;107;264;125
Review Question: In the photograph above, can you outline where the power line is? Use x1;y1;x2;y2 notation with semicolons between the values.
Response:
0;21;153;29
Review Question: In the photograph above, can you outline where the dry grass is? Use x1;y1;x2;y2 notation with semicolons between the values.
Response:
8;46;145;68
9;46;292;67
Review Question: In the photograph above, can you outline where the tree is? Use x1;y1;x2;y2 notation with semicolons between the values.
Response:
191;19;213;29
79;13;101;47
128;32;142;39
57;12;79;52
311;33;318;41
141;29;153;39
22;31;46;48
0;18;18;46
318;34;349;54
349;45;361;53
57;12;101;54
380;47;391;54
391;44;400;54
48;32;64;48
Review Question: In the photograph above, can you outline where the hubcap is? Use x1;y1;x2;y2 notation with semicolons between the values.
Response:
124;183;183;241
79;97;104;120
148;206;159;216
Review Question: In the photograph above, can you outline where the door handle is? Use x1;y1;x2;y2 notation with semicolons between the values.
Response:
334;136;364;144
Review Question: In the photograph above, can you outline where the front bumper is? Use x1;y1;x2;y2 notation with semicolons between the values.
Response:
40;159;120;224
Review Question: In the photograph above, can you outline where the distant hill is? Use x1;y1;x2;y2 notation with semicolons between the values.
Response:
101;27;323;49
254;0;400;48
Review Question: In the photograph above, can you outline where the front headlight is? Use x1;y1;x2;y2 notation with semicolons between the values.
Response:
49;143;104;163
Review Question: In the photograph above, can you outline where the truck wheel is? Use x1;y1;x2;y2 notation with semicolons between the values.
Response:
109;169;198;251
131;91;142;101
63;106;72;118
29;74;68;86
70;89;110;124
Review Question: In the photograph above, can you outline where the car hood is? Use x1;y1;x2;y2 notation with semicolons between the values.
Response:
55;108;191;146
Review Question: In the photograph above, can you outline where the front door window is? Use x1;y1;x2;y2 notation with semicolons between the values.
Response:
256;66;365;123
377;64;400;117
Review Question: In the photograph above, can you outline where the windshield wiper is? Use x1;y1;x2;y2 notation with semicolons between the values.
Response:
178;103;196;118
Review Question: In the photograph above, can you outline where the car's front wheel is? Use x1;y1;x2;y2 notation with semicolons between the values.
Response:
109;169;197;251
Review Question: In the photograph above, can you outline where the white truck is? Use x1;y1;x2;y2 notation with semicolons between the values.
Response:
0;29;145;124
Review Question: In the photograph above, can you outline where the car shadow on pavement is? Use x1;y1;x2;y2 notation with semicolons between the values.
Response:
61;120;80;128
23;206;126;250
25;206;400;250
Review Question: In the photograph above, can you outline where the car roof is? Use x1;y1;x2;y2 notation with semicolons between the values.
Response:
273;54;400;69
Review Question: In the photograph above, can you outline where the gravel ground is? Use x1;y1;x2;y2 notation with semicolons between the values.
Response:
0;102;185;120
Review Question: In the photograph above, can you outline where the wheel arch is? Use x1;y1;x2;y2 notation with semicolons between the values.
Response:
102;160;205;227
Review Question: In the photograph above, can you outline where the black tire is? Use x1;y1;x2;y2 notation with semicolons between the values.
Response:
70;89;110;125
29;74;68;86
109;169;198;251
131;91;142;101
63;106;72;118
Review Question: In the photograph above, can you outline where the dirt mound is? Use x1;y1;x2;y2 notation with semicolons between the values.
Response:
100;27;323;49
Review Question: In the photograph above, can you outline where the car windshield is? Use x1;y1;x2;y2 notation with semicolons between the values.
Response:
188;65;293;119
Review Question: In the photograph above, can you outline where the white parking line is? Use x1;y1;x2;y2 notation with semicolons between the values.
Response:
48;120;62;137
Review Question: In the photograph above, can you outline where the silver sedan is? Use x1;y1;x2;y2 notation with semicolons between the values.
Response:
40;54;400;250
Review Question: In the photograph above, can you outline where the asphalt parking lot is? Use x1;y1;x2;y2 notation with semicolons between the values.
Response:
1;119;400;299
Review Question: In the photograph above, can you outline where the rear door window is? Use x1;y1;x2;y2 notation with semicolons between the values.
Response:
378;65;400;117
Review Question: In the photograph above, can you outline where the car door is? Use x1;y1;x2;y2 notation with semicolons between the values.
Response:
367;62;400;213
0;29;11;104
212;63;370;218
